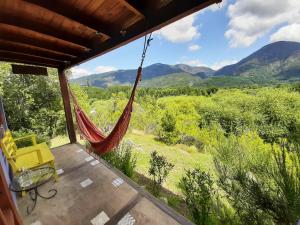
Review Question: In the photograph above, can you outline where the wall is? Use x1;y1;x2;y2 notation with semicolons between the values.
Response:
0;97;16;201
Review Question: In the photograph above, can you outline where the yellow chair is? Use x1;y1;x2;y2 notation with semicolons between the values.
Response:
0;130;58;180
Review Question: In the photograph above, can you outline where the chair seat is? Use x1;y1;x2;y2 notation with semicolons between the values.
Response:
15;143;54;170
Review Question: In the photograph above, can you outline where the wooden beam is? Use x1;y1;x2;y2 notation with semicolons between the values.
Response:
67;0;221;68
24;0;114;38
119;0;145;18
0;39;74;61
11;64;48;76
58;69;77;144
0;18;91;49
0;25;84;56
0;51;64;68
0;58;58;68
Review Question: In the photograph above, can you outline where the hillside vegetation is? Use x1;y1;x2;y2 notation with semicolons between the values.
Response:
70;83;300;225
2;60;300;225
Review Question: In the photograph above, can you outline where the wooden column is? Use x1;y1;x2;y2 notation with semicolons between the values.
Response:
58;68;77;143
0;165;23;225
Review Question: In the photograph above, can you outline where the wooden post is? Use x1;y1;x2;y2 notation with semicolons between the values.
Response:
0;164;23;225
58;68;77;143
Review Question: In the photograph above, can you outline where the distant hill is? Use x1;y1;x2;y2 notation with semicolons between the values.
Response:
215;41;300;80
141;73;202;87
71;63;214;87
71;41;300;88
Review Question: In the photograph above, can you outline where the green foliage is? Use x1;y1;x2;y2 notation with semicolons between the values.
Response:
101;141;137;178
291;82;300;93
141;72;202;87
159;111;179;145
214;134;300;225
0;63;10;96
180;169;215;225
12;129;50;147
148;151;174;196
1;66;65;138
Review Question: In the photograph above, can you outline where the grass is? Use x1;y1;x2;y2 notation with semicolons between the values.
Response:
126;129;214;194
50;130;215;218
50;130;214;194
50;135;84;148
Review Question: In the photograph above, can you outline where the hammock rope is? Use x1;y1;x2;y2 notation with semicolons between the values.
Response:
69;33;153;154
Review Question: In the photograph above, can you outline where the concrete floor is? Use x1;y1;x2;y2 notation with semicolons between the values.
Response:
17;144;193;225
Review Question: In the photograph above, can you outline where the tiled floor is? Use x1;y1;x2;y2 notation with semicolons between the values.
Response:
16;144;193;225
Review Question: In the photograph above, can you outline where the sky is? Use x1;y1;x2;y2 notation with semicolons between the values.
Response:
71;0;300;79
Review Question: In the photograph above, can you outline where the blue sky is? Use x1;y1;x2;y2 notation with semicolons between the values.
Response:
71;0;300;78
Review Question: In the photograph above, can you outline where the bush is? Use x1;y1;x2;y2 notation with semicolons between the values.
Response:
101;141;137;178
180;169;215;225
12;130;50;148
214;135;300;225
148;151;174;197
179;135;204;151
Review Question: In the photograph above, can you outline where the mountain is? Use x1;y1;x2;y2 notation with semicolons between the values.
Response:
72;41;300;88
142;73;202;87
174;64;214;76
215;41;300;80
72;63;214;87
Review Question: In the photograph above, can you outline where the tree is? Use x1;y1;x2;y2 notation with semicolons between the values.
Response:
1;66;65;138
159;111;179;145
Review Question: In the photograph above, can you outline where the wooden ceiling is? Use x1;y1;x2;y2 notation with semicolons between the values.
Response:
0;0;221;70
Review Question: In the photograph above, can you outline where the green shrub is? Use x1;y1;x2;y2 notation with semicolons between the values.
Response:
179;134;204;151
148;151;174;197
214;135;300;225
101;141;137;178
158;111;179;145
12;130;50;148
180;169;215;225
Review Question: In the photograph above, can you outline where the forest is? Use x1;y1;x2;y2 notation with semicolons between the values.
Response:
1;63;300;225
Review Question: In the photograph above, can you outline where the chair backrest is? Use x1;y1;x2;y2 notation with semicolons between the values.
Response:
0;130;17;160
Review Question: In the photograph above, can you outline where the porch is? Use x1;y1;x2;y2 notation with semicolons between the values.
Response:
17;143;190;225
0;1;222;224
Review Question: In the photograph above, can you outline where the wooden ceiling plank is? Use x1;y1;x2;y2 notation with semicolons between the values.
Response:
0;58;59;68
24;0;114;38
0;42;70;61
0;40;74;61
0;51;63;68
119;0;145;18
0;17;91;49
0;31;83;56
67;0;221;68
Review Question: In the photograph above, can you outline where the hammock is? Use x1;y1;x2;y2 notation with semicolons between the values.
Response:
69;34;152;154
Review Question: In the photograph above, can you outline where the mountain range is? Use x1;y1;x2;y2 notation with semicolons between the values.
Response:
71;41;300;87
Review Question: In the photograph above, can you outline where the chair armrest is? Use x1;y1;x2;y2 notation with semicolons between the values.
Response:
14;134;37;146
14;148;43;163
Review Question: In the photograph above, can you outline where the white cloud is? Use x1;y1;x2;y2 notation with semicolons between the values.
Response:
270;23;300;42
95;66;117;73
225;0;300;47
70;67;91;79
70;65;117;79
156;13;200;43
188;44;201;51
211;59;238;70
180;59;208;67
